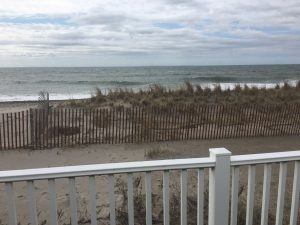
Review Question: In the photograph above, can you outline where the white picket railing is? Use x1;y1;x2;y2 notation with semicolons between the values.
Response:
0;148;300;225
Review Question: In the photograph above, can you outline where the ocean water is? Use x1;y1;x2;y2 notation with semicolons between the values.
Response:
0;65;300;102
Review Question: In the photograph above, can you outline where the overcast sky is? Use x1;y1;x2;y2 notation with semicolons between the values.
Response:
0;0;299;67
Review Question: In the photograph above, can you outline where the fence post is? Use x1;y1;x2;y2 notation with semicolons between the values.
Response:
209;148;231;225
29;108;34;150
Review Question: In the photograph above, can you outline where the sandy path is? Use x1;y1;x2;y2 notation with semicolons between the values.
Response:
0;136;299;225
1;135;299;170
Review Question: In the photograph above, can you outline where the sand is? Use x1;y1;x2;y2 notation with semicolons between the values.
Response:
0;136;299;224
0;100;67;114
0;136;299;170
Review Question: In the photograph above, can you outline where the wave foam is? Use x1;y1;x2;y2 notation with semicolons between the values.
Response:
0;80;298;102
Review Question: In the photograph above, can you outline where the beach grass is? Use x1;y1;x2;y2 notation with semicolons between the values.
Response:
60;81;300;109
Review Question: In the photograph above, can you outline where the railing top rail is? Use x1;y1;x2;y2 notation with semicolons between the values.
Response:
231;150;300;166
1;150;300;182
0;157;215;182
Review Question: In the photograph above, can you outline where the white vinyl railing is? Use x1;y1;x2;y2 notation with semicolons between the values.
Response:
0;148;300;225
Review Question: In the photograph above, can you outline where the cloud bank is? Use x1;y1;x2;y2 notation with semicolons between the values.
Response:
0;0;299;66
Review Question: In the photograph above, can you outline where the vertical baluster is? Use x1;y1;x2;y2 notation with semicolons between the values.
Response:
69;177;78;225
27;181;38;225
290;161;300;225
181;169;187;225
275;162;287;225
48;179;58;225
127;173;134;225
163;170;170;225
197;169;204;225
230;167;240;225
246;165;256;225
89;176;97;225
145;171;152;225
108;175;116;225
261;164;272;225
5;182;17;225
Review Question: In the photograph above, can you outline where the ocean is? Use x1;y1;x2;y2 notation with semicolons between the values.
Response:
0;64;300;102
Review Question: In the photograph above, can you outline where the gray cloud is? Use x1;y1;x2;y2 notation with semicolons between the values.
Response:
0;0;299;66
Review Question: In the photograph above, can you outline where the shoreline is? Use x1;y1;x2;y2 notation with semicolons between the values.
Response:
1;80;300;112
0;80;299;103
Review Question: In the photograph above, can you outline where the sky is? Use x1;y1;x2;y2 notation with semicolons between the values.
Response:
0;0;299;67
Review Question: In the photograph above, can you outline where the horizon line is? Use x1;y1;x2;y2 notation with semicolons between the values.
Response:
0;63;300;68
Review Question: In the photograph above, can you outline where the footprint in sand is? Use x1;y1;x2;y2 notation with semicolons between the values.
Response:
17;195;24;199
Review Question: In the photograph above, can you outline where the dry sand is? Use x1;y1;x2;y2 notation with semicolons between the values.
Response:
0;136;299;225
0;100;66;114
0;101;36;114
1;135;299;170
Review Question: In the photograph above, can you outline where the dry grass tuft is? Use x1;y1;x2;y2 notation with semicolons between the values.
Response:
144;146;179;160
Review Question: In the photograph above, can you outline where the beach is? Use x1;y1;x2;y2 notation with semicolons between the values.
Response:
0;100;67;114
0;66;300;225
1;0;300;223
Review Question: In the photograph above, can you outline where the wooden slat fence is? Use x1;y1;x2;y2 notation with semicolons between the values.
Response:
0;104;299;150
0;110;30;150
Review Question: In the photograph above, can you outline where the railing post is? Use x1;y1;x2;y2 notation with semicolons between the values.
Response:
209;148;231;225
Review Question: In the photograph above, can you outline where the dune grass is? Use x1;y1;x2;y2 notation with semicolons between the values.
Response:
60;81;300;109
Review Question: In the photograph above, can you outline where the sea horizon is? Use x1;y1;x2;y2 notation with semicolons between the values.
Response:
0;63;299;68
0;64;300;102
